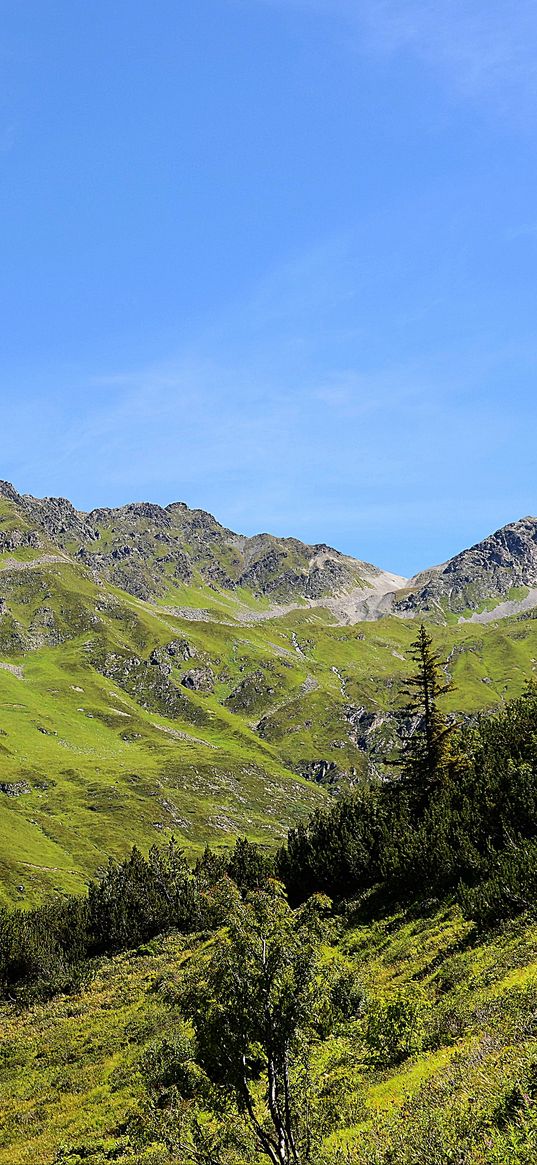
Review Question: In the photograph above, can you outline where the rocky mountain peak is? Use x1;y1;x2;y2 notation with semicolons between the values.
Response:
88;501;172;527
393;516;537;619
0;481;23;504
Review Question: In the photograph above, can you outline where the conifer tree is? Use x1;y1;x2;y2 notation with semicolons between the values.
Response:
399;623;456;797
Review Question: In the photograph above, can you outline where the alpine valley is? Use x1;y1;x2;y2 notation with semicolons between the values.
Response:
1;478;537;906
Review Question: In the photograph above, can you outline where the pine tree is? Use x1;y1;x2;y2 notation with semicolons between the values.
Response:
399;623;456;798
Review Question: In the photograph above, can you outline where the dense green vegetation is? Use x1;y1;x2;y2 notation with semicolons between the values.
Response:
1;632;537;1162
1;899;536;1163
280;681;537;911
0;836;267;1005
3;635;537;1000
2;485;537;1162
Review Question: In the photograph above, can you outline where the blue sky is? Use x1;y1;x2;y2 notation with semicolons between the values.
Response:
2;1;537;576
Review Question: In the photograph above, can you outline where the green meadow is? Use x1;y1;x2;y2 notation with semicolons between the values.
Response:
1;905;536;1164
2;541;537;904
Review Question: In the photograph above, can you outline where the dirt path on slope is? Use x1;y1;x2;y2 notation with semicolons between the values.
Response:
0;554;70;572
458;588;537;624
0;662;23;678
252;675;319;731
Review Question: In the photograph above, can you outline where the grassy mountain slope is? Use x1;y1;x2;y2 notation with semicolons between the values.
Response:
3;484;537;906
0;555;327;906
0;905;536;1164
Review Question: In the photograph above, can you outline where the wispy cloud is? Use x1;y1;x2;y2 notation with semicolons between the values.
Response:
258;0;537;113
361;1;537;104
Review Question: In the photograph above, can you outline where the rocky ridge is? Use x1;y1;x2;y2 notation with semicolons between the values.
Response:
2;481;537;625
0;480;403;612
392;516;537;620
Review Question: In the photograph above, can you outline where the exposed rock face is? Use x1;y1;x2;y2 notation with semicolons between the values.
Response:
93;650;210;725
226;671;267;713
28;606;65;648
296;759;355;791
21;492;99;544
0;481;383;606
180;667;214;693
393;517;537;618
345;705;417;775
0;481;25;504
167;639;195;661
150;640;196;675
0;528;41;552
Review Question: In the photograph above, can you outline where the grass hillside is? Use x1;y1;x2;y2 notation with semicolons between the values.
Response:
1;904;536;1164
2;543;537;904
3;485;537;906
0;556;326;906
2;542;537;1165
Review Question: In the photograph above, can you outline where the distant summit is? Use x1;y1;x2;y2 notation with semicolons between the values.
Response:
2;480;537;623
0;480;403;611
392;517;537;621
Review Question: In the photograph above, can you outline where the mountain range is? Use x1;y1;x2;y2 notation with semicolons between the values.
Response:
1;478;537;905
2;479;536;622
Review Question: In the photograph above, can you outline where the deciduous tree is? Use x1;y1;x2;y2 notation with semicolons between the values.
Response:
180;886;324;1165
